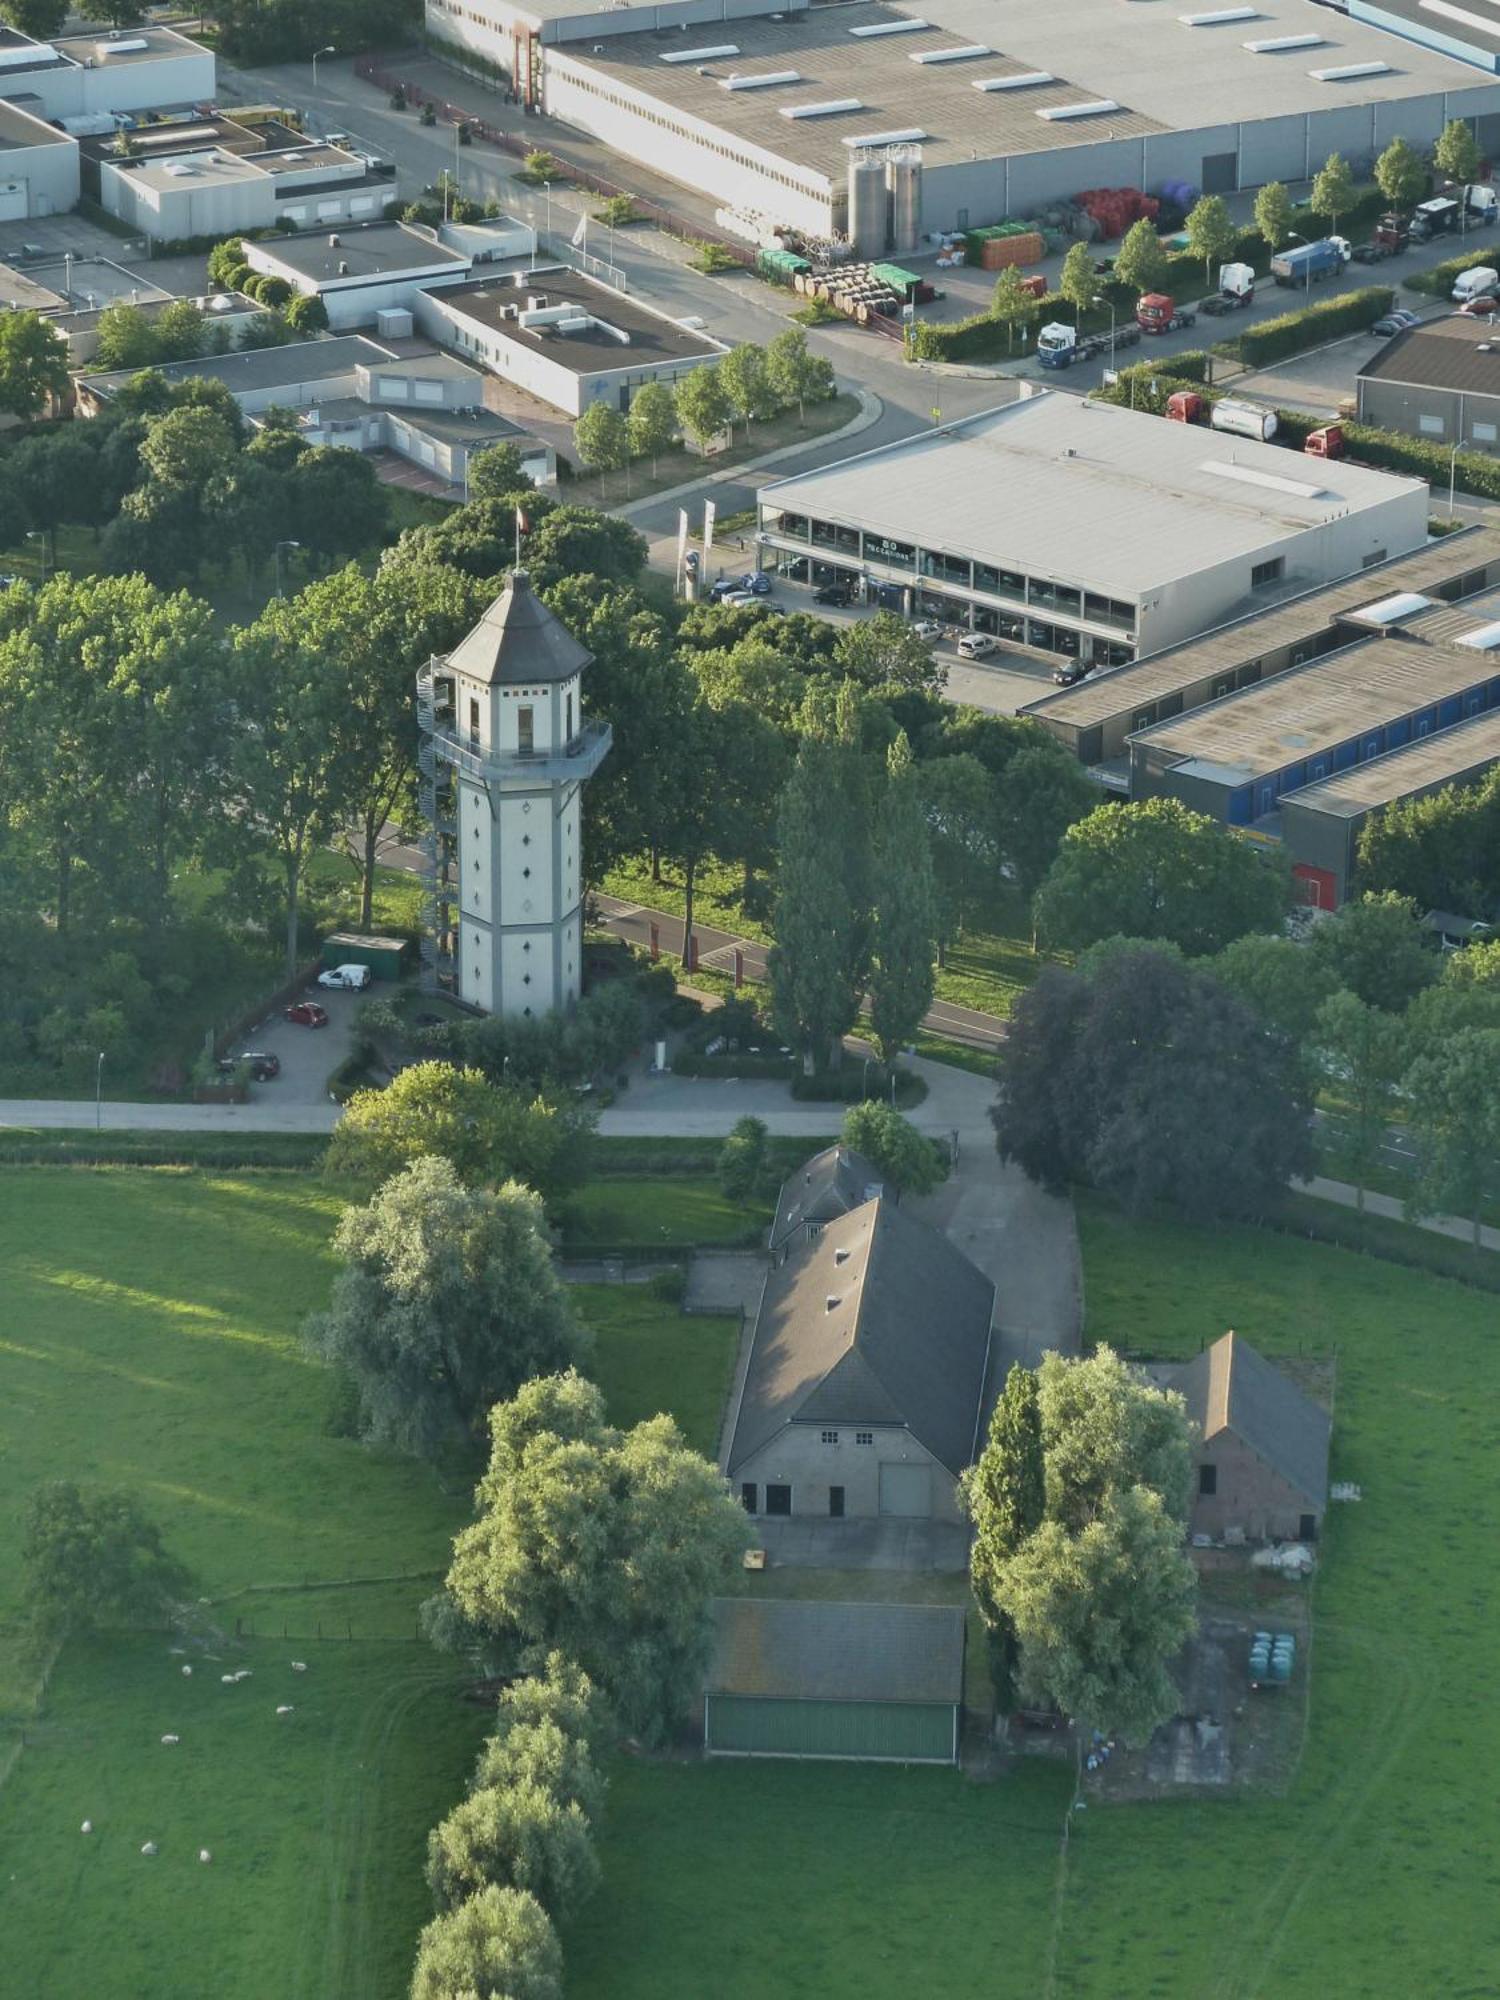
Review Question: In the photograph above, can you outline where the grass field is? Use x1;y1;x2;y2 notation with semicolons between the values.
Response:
566;1203;1500;2000
0;1168;734;1998
559;1177;771;1253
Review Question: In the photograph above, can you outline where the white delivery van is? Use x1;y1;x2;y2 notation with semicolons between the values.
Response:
1453;265;1499;302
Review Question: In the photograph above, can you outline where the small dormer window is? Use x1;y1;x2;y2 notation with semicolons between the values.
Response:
566;691;574;741
517;705;534;755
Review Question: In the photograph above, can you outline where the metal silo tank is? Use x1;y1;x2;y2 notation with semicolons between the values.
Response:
847;150;888;260
887;146;923;256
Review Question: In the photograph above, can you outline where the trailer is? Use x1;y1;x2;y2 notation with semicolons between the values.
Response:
1136;291;1198;334
1269;237;1350;287
1037;320;1142;368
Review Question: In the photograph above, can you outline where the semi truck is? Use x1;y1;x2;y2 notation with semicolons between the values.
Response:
1136;292;1198;334
1268;236;1351;286
1411;196;1461;242
1036;320;1142;368
1163;391;1279;441
1199;261;1256;314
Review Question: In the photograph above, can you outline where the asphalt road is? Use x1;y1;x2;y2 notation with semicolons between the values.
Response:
593;892;1007;1046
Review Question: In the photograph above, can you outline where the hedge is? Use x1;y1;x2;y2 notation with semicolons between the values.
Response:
1405;244;1500;297
1091;359;1216;416
671;1051;795;1081
910;314;1025;363
1235;286;1393;367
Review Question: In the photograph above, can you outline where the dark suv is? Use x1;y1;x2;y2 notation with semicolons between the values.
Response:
814;581;854;606
220;1051;281;1081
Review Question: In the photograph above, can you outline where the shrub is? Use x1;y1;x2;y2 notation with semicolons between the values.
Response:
672;1051;794;1080
1235;286;1393;367
1405;244;1499;297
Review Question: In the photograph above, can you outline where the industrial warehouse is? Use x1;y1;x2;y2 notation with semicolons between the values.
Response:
756;393;1428;667
1025;528;1500;906
427;0;1500;244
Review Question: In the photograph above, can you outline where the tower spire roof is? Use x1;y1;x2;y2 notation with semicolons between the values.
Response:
446;568;593;687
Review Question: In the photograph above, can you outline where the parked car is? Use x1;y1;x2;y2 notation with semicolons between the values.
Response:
317;962;372;990
1371;310;1420;336
1459;295;1499;317
219;1052;281;1081
1051;660;1094;687
813;581;854;606
956;632;999;659
712;570;771;599
284;1000;329;1027
717;588;763;608
911;618;944;641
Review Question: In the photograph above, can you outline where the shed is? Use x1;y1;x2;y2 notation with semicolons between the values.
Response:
319;931;411;980
703;1597;965;1763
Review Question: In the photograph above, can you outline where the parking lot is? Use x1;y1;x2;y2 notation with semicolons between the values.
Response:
222;980;365;1107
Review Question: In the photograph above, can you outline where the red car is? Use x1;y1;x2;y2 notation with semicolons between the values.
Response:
284;1000;329;1028
1459;295;1498;316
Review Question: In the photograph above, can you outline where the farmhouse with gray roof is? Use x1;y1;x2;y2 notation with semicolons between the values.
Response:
1170;1331;1331;1544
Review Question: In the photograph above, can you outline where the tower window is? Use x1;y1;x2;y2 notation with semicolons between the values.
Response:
468;696;480;742
566;692;574;740
517;704;534;756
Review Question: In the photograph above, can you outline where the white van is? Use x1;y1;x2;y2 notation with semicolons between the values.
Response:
1452;265;1499;302
957;632;999;659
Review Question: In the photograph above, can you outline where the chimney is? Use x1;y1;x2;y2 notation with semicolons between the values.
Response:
328;232;340;246
824;1295;841;1312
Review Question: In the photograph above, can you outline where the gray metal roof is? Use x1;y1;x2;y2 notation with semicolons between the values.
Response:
1280;704;1500;819
1360;313;1500;397
256;222;469;282
1025;528;1500;732
1172;1332;1330;1508
768;1143;884;1251
706;1597;965;1704
78;334;392;400
445;569;593;688
727;1193;995;1477
428;267;723;377
1132;634;1498;775
762;395;1423;602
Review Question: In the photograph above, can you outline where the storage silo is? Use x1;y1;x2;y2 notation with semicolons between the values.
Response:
847;149;888;260
887;146;923;256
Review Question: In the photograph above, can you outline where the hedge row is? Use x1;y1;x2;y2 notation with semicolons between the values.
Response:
1405;243;1499;297
670;1051;795;1080
1091;359;1217;416
1235;285;1394;367
909;314;1026;364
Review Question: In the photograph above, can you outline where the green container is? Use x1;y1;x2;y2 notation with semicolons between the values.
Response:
320;932;411;981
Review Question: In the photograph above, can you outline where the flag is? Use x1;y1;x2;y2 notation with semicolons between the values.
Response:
571;212;588;249
702;499;716;561
515;503;530;534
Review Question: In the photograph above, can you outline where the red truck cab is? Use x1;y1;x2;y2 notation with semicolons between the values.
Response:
1136;292;1176;333
1305;424;1345;458
1165;390;1207;423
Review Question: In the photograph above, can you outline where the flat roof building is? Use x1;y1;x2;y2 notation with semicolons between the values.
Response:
1023;528;1500;765
758;392;1428;668
1357;313;1500;456
101;143;393;245
429;0;1500;242
415;264;725;415
0;23;215;124
240;222;476;330
0;97;78;219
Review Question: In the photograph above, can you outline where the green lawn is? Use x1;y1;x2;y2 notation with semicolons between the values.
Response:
567;1202;1500;2000
573;1284;740;1458
560;1176;771;1253
564;393;859;512
0;1167;735;1996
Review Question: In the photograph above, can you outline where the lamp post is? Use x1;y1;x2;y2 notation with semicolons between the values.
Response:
95;1051;104;1132
312;45;336;90
1093;292;1116;364
274;539;301;598
1449;440;1460;519
543;179;552;244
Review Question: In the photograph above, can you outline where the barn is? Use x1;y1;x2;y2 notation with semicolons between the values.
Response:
703;1597;966;1764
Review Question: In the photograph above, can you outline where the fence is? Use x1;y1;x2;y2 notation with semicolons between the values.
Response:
354;54;756;268
210;957;322;1062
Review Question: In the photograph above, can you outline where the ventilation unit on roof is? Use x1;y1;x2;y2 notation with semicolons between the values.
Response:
658;42;738;61
1036;99;1120;120
973;70;1053;90
721;68;802;88
842;126;927;147
850;15;930;32
1310;60;1391;78
1179;6;1260;21
825;1294;841;1312
911;42;991;61
834;1247;851;1265
1244;31;1325;48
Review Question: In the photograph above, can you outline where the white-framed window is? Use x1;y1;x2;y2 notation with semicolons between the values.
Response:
820;1430;839;1445
1474;422;1498;443
1418;413;1445;437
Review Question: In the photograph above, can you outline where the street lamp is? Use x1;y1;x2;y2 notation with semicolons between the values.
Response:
542;179;552;243
1449;439;1461;519
274;539;301;598
312;45;336;89
1093;292;1117;364
95;1051;105;1132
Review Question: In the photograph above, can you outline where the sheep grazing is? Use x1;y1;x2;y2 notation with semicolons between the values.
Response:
198;1850;212;1865
290;1662;307;1673
160;1734;180;1746
140;1842;158;1857
221;1674;236;1685
80;1821;93;1835
181;1665;193;1677
234;1670;251;1682
275;1705;294;1717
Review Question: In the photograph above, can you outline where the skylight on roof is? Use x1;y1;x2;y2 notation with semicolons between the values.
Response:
1180;6;1260;22
1200;459;1327;499
842;126;927;147
911;42;991;61
1310;60;1392;79
1036;100;1120;120
1353;591;1436;625
659;42;738;61
1243;31;1325;49
780;98;862;118
849;16;930;34
721;68;801;88
972;70;1054;90
1455;619;1500;649
1421;0;1500;35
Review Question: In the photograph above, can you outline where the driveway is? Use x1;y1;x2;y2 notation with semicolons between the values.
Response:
225;981;366;1108
748;1515;970;1572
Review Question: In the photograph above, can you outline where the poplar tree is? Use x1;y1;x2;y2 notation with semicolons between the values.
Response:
867;731;935;1062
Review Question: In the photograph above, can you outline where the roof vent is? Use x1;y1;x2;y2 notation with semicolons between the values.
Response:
825;1294;841;1311
834;1247;851;1266
337;260;350;275
328;232;340;246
